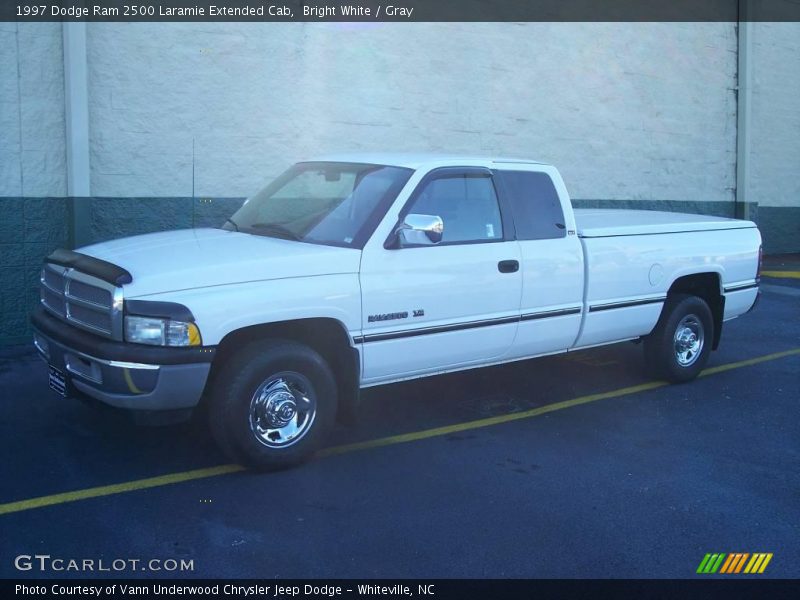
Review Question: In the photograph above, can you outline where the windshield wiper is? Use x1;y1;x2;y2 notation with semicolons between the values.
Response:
223;217;239;232
249;223;301;241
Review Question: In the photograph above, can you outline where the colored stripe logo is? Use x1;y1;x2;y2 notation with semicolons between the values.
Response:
697;553;773;574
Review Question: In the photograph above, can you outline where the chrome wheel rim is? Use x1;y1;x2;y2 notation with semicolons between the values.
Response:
249;372;316;448
673;314;705;367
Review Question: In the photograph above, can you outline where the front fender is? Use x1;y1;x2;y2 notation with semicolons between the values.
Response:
128;274;362;346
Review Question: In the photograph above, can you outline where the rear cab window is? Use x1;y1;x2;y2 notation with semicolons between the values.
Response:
496;170;566;240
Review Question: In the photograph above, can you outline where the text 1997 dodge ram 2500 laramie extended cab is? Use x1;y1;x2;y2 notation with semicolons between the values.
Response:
31;154;762;469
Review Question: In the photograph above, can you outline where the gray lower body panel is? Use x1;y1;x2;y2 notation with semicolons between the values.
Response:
33;329;210;411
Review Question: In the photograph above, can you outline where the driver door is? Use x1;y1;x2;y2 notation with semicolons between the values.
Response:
358;167;522;384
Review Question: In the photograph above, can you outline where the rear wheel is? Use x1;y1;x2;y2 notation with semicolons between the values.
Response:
208;339;337;470
644;294;713;383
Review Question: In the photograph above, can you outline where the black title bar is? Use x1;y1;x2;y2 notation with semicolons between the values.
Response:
5;579;800;600
3;0;800;22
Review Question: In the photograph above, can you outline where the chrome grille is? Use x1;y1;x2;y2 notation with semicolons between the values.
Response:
67;302;114;333
67;279;113;307
43;267;66;292
40;263;123;339
41;287;66;316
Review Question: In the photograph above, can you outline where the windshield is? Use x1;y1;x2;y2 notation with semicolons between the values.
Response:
224;162;413;248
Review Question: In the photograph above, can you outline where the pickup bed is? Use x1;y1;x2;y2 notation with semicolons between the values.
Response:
31;154;762;469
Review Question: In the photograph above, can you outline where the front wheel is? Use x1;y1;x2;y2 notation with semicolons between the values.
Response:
643;294;714;383
208;339;337;470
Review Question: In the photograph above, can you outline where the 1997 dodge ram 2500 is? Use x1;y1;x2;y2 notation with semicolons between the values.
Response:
32;154;762;469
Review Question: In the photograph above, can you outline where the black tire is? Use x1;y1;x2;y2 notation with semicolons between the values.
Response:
643;294;714;383
208;339;337;470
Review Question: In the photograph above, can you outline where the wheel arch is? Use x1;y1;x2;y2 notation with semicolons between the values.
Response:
204;318;360;423
665;272;725;350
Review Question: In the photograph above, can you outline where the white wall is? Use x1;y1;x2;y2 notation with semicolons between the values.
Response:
0;23;66;197
84;22;738;202
749;22;800;209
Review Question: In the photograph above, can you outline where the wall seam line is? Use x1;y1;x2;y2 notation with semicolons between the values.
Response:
14;23;25;199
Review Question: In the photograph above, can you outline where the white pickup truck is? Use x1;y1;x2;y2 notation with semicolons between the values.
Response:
32;154;762;469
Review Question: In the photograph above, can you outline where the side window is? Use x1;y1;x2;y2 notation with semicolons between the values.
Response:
406;175;503;243
498;171;566;240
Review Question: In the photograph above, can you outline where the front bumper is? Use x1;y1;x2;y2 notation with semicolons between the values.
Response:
31;306;214;411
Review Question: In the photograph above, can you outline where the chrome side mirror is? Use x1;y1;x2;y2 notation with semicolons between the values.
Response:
396;214;444;247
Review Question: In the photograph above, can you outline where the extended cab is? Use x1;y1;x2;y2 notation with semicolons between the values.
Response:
31;154;762;469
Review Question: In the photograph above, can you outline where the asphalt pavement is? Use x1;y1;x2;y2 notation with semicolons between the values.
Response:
0;271;797;579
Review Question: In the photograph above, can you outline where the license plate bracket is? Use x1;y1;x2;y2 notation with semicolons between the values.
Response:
48;365;68;397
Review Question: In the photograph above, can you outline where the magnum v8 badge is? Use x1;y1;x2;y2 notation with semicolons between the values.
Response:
368;309;425;323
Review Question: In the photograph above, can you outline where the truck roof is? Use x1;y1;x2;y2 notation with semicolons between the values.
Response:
308;153;550;169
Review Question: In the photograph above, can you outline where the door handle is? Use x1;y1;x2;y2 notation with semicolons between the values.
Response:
498;260;519;273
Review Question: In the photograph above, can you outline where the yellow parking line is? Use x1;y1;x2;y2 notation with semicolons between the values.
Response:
122;368;143;394
698;348;800;377
0;465;245;516
319;380;665;457
1;347;798;517
320;348;800;457
761;270;800;279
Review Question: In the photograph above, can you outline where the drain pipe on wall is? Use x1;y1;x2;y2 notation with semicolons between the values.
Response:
735;0;755;222
63;21;92;248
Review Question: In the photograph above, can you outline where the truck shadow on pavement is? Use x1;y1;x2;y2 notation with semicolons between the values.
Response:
2;341;648;500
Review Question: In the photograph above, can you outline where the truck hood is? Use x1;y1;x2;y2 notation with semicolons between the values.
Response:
78;228;361;298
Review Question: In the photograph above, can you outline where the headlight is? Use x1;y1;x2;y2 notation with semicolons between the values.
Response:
124;315;202;347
